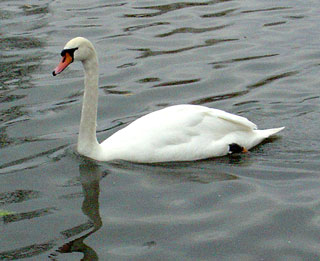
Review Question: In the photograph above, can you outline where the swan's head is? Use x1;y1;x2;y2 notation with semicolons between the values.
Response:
52;37;96;76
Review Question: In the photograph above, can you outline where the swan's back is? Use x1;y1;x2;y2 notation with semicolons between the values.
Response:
98;105;282;163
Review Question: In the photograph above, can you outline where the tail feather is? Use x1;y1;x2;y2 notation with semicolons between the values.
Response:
256;127;285;138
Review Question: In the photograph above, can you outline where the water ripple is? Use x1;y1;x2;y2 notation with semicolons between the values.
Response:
2;0;320;260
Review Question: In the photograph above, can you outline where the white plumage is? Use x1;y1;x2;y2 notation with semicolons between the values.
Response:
53;37;284;163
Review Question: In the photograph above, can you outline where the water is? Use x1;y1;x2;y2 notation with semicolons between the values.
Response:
1;0;320;260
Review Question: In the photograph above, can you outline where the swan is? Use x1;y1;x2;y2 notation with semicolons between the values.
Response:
52;37;284;163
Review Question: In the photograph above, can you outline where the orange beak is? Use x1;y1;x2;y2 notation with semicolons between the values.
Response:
52;52;73;76
242;147;248;153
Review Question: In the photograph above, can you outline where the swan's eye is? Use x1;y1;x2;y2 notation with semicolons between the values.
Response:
60;47;79;59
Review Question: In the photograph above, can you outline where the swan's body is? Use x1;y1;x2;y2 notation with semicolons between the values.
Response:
53;37;284;163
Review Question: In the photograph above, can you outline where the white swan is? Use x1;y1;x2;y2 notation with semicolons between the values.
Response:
52;37;284;163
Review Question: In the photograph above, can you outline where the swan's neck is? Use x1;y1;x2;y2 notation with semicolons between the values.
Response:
77;53;101;157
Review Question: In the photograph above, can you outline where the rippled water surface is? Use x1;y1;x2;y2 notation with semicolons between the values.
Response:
1;0;320;260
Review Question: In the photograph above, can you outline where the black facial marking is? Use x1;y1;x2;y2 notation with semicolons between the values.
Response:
228;143;244;154
60;47;79;59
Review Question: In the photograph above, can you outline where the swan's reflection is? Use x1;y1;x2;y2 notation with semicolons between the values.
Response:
56;160;105;260
51;157;241;260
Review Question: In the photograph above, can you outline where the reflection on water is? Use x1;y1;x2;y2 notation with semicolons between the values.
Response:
132;38;237;59
0;34;44;148
1;0;320;260
3;207;56;224
1;34;45;92
0;189;40;205
111;159;239;185
1;156;236;260
51;161;103;260
0;160;104;260
0;2;47;166
124;1;222;18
